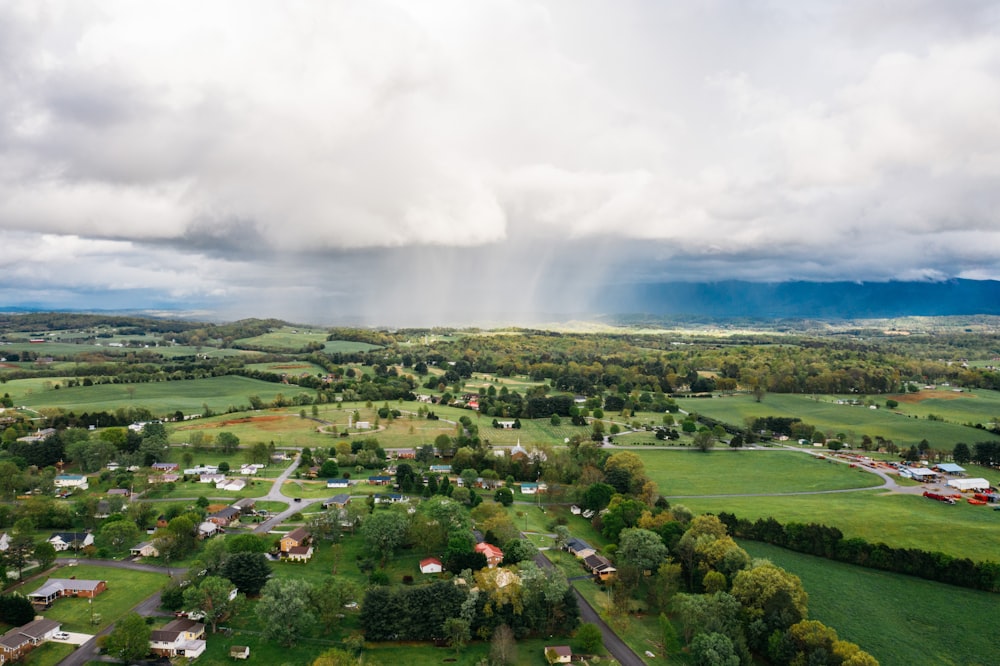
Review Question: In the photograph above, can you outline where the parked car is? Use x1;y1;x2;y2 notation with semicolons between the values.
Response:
53;632;70;640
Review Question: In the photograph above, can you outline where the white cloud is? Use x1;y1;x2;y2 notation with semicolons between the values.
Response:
3;1;1000;317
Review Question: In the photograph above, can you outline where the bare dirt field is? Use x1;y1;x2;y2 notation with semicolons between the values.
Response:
890;390;972;404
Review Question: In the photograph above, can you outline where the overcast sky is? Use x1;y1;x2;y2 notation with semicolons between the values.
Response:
3;1;1000;324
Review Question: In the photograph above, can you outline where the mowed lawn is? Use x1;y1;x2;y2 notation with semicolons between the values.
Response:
683;491;1000;563
680;393;1000;450
12;376;315;415
741;541;997;666
635;449;884;496
20;565;167;633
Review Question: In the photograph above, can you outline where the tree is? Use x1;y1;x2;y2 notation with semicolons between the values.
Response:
690;631;740;666
552;525;572;550
33;541;57;572
442;617;470;655
222;552;272;596
617;528;668;573
693;430;715;452
502;538;538;565
0;462;22;499
731;561;808;626
0;594;36;626
98;520;140;557
361;510;410;567
494;487;514;506
490;624;518;665
105;612;151;662
257;578;316;647
581;482;615;511
310;577;360;631
216;432;240;453
183;575;242;633
953;442;971;464
576;622;603;653
312;648;362;666
6;519;36;579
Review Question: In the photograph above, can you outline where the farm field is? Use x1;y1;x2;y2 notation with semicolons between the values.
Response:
9;376;315;416
171;409;332;448
635;449;885;496
682;490;1000;563
679;392;1000;449
232;326;329;351
741;541;996;666
244;360;328;375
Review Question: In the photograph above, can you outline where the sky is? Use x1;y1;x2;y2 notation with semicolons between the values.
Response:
3;1;1000;324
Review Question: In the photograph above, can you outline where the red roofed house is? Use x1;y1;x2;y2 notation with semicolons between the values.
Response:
474;542;504;568
419;557;443;574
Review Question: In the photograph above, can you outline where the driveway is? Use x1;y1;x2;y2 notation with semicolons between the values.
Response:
49;631;93;645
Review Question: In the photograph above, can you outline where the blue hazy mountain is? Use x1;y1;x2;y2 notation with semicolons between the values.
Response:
601;279;1000;318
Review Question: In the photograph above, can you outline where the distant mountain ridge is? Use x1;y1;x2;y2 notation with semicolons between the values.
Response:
601;279;1000;318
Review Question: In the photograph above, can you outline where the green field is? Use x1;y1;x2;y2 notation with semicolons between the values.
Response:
679;392;1000;450
741;541;996;666
683;491;1000;563
9;376;315;416
636;449;885;496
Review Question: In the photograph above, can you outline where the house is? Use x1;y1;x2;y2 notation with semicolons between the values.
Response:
544;645;573;664
520;483;540;495
368;475;392;486
199;473;226;484
565;538;595;559
94;500;112;519
48;532;95;552
184;465;218;475
240;463;265;475
474;542;504;568
0;618;62;663
327;478;350;489
374;493;403;504
29;578;106;605
420;557;443;574
393;448;416;459
150;618;206;658
151;462;179;472
583;553;617;581
322;494;351;509
198;521;219;539
53;474;89;490
233;498;257;513
279;527;311;553
207;507;240;527
130;541;159;558
429;465;452;474
216;478;247;492
148;473;180;484
107;488;131;498
230;646;251;660
285;545;314;562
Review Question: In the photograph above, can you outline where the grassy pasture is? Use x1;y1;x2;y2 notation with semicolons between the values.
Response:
244;360;328;375
741;541;996;666
885;388;1000;426
323;339;381;353
680;392;1000;449
682;491;1000;563
636;449;884;496
233;326;329;351
9;376;315;416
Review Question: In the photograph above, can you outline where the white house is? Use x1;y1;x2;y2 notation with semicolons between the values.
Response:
420;557;443;574
198;522;219;539
150;618;206;659
216;478;246;492
184;465;218;475
48;532;94;552
53;475;89;490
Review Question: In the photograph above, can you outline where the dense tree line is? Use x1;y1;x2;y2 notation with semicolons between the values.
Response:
717;513;1000;592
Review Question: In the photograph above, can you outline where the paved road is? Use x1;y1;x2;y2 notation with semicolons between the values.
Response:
252;452;331;533
533;551;645;666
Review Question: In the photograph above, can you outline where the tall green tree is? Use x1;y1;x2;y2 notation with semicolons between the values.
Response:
183;575;242;633
361;510;410;567
257;578;316;647
105;613;151;662
222;552;272;596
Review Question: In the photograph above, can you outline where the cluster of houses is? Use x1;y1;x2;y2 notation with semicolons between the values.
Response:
146;462;262;491
564;538;616;582
0;618;63;664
